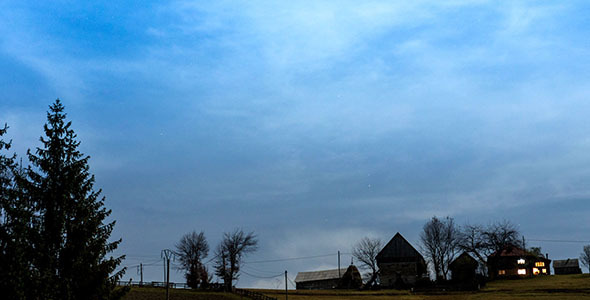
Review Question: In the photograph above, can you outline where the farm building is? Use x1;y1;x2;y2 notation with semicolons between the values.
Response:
295;268;345;290
450;252;478;283
295;266;361;290
487;245;551;279
376;232;427;288
553;259;582;275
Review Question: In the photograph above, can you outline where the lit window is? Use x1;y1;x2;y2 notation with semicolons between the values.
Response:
535;262;545;267
542;268;547;274
498;270;506;275
517;259;526;265
533;268;540;275
518;269;527;275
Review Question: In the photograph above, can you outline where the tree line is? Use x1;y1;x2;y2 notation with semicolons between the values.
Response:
353;216;590;286
0;100;125;300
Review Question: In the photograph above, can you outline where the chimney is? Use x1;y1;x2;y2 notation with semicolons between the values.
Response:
545;253;549;259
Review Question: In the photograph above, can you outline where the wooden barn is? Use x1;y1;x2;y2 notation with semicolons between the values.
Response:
487;245;551;279
376;232;427;288
295;265;361;290
553;259;582;275
295;268;346;290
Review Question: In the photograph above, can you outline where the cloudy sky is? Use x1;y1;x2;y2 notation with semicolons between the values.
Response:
1;0;590;288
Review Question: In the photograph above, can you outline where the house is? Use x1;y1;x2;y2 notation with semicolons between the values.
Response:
487;245;551;279
450;252;478;284
553;259;582;275
376;232;427;288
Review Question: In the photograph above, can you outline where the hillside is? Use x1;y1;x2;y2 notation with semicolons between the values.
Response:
122;275;590;300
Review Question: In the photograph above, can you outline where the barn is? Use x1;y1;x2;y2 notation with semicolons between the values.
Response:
553;259;582;275
376;232;427;288
487;245;551;279
295;268;346;290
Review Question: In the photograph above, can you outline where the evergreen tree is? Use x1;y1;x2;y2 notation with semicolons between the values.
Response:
0;124;36;300
27;100;126;300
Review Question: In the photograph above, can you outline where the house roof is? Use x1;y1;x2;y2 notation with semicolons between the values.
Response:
294;268;348;283
376;232;424;261
553;259;580;268
488;245;550;261
489;245;528;257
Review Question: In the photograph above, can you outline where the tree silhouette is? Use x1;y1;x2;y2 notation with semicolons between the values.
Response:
176;230;210;288
27;100;126;300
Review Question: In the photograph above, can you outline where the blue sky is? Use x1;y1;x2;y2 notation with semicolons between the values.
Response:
2;0;590;287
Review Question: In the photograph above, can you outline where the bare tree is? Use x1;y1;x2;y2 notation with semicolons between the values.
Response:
214;229;258;291
352;237;383;287
176;231;210;288
581;245;590;273
420;216;459;282
457;220;522;275
481;220;521;253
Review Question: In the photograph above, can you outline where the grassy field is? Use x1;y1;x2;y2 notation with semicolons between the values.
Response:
122;287;241;300
258;274;590;300
123;274;590;300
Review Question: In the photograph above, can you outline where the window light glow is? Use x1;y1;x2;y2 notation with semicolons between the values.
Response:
518;269;527;275
542;268;547;274
498;270;506;275
517;259;526;265
533;268;540;275
535;262;545;267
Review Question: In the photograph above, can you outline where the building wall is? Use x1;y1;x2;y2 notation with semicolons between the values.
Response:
296;279;340;290
379;262;420;287
554;267;582;275
489;256;550;279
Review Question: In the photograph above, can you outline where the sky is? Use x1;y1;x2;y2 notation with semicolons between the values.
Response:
1;0;590;288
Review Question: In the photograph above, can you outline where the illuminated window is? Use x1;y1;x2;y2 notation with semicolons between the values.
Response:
535;262;545;267
517;259;526;265
498;270;506;275
542;268;547;274
533;268;540;275
518;269;527;275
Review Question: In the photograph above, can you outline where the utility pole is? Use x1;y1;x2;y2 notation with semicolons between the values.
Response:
285;270;288;300
162;249;175;300
140;263;143;286
137;263;144;286
338;251;341;278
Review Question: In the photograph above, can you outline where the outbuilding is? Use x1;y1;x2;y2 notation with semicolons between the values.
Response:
553;259;582;275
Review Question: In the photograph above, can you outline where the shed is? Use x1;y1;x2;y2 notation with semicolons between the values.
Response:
295;268;347;290
553;259;582;275
449;252;478;288
376;232;427;288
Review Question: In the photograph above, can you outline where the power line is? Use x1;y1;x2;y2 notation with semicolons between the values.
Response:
529;239;590;244
287;276;297;289
241;270;284;279
244;253;335;264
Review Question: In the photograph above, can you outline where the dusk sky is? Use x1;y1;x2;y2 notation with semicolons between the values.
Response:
1;1;590;288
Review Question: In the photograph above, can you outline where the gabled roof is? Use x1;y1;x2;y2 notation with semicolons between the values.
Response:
554;259;580;268
450;252;478;269
294;268;348;283
376;232;423;261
